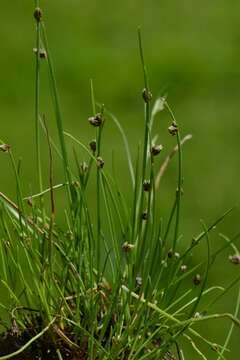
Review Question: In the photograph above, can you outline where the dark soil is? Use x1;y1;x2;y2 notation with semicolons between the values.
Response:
0;330;177;360
0;319;177;359
0;325;86;359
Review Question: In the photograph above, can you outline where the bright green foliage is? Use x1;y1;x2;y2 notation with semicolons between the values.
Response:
0;3;239;359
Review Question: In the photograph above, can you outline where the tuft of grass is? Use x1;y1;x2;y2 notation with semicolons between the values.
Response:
0;3;239;359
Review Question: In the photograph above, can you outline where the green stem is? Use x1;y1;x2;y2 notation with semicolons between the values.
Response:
40;22;72;206
135;29;152;274
165;102;182;252
34;4;43;192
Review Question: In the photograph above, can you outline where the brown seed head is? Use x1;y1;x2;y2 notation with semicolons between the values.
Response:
88;113;103;127
39;49;47;59
89;139;97;153
143;180;151;192
229;254;240;265
168;121;178;136
142;88;152;103
96;157;104;169
33;48;47;59
151;144;163;156
193;274;201;285
211;344;220;352
34;7;43;22
191;237;197;246
167;249;173;259
122;242;135;253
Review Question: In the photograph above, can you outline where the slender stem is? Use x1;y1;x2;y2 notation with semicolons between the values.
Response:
138;28;151;185
163;198;177;247
34;1;43;192
96;125;103;275
138;28;149;90
40;22;72;206
43;116;55;276
90;80;102;276
135;29;152;273
90;79;96;115
165;102;182;252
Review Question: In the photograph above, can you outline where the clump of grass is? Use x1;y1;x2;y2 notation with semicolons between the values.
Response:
0;3;240;359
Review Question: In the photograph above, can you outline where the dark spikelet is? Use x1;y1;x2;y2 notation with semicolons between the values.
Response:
151;144;163;156
34;7;42;22
88;114;103;127
89;139;97;153
229;254;240;265
143;180;151;192
142;88;152;103
168;122;178;136
193;274;201;285
96;156;104;169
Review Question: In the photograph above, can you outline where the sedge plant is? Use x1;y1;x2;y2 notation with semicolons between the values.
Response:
0;3;239;359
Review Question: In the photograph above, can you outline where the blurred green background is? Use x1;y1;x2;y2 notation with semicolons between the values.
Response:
1;0;240;357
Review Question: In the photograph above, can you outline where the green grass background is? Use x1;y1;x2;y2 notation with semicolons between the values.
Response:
1;0;240;357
